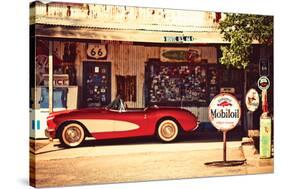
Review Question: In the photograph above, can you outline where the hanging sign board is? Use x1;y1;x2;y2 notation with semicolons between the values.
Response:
257;76;270;91
87;44;107;59
163;36;193;43
208;93;241;131
160;47;201;63
245;88;260;112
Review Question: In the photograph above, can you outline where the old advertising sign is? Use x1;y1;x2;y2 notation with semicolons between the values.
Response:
209;93;241;131
160;47;201;63
87;44;107;59
258;76;270;90
43;74;69;86
245;88;260;112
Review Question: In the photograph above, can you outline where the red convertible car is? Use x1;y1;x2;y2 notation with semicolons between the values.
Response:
45;97;199;147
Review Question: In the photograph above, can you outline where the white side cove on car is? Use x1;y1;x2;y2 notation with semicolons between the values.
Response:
77;119;140;133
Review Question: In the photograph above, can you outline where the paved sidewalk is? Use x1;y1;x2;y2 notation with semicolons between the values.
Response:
34;139;242;160
30;137;273;187
241;137;274;174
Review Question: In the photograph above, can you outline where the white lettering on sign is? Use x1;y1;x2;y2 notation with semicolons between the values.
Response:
43;74;69;86
209;93;241;131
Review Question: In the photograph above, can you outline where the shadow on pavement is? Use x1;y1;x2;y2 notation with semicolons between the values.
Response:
56;128;243;149
34;126;244;154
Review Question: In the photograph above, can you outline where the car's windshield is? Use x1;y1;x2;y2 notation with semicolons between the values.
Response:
106;95;126;112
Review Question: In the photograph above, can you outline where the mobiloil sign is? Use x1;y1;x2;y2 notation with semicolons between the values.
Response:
206;93;243;166
209;94;241;132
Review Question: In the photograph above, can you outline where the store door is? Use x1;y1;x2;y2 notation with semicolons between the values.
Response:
83;61;111;108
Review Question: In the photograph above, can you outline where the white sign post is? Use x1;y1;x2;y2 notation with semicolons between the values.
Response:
205;93;245;166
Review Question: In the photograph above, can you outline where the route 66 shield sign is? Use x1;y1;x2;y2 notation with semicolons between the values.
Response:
87;44;107;59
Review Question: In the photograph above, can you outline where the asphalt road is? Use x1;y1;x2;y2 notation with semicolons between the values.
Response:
30;136;273;188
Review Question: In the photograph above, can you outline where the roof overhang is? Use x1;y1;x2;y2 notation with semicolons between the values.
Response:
34;24;226;44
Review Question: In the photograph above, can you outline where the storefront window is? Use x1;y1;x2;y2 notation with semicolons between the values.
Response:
35;39;49;86
146;61;209;106
35;39;77;86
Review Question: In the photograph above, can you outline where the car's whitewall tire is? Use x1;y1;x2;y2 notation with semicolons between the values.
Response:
61;123;85;147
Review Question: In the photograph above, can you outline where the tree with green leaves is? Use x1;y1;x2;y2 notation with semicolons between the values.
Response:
219;13;273;69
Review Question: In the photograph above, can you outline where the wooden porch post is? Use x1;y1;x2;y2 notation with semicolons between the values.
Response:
48;41;53;113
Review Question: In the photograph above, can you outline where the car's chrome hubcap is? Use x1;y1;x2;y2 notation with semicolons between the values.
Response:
161;123;175;139
65;126;81;143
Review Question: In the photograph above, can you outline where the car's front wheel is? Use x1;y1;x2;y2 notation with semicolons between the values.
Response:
60;123;85;147
157;119;179;142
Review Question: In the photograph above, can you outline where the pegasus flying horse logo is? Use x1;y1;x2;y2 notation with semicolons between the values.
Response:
217;101;232;108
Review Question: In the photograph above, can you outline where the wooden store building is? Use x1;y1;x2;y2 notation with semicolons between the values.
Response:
30;1;273;138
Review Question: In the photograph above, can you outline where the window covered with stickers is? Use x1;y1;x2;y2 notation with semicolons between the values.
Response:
145;59;220;107
146;60;207;106
83;61;111;107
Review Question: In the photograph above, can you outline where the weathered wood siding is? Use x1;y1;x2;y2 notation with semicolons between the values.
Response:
70;42;160;108
52;41;215;121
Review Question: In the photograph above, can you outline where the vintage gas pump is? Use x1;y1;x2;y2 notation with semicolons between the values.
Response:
258;76;272;159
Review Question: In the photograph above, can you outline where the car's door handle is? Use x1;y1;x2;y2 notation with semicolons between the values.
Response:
144;115;147;119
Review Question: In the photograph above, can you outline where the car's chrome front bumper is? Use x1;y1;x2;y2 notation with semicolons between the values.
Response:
45;129;55;141
192;121;200;131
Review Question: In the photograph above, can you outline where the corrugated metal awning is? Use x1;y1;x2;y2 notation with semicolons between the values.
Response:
31;1;226;43
35;24;225;44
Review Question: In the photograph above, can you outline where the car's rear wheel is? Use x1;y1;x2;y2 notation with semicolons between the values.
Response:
60;123;85;147
157;119;179;142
